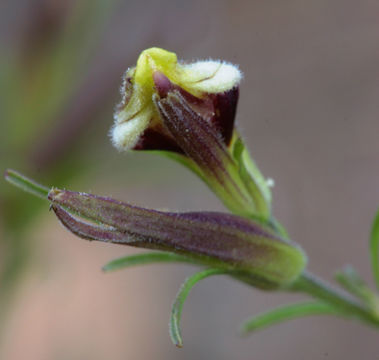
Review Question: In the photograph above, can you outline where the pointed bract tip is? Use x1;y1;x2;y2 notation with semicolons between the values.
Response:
47;188;63;201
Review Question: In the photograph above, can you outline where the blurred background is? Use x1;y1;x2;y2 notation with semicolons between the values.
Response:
1;0;379;359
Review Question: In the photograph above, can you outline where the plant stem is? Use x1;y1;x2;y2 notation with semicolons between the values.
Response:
291;271;379;327
4;169;49;199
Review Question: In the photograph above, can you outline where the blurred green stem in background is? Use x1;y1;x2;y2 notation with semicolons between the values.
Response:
0;0;121;343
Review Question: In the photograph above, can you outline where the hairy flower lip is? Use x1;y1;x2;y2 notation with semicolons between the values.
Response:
48;188;307;287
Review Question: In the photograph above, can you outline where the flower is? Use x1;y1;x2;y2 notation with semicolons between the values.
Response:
48;188;307;289
111;47;241;152
111;47;272;221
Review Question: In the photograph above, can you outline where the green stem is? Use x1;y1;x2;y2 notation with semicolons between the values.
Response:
4;169;49;199
291;271;379;327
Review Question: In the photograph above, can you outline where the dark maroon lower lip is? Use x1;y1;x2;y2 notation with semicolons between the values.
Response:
133;127;184;153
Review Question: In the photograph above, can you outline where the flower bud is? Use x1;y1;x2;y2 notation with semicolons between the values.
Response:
48;188;307;289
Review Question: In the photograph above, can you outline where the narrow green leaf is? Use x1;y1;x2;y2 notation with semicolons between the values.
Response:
335;266;374;303
370;208;379;290
4;169;49;199
103;252;196;272
336;267;379;316
241;301;339;335
170;268;227;348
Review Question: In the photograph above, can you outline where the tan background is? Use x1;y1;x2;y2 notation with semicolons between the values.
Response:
1;0;379;359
